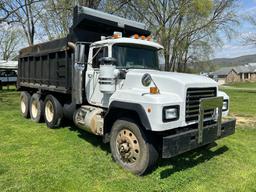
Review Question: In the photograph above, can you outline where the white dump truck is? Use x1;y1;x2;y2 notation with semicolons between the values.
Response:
17;6;236;175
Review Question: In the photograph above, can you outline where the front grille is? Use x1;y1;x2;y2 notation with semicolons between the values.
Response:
186;87;217;123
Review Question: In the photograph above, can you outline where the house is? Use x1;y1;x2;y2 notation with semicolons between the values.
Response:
212;63;256;84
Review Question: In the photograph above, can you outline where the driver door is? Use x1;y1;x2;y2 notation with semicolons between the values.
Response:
86;46;110;107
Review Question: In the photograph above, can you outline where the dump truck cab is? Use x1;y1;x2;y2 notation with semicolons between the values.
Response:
86;37;163;107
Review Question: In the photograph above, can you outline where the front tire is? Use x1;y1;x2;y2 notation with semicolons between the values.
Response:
20;91;31;118
44;95;63;128
30;93;44;123
110;119;158;175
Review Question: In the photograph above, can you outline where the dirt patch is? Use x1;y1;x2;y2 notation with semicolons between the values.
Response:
235;116;256;126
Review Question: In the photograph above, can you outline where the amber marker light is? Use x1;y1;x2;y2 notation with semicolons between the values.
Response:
134;34;139;39
141;35;146;40
112;34;120;39
150;87;159;94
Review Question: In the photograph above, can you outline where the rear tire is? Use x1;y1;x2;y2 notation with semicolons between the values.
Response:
20;91;31;118
44;95;63;128
110;119;158;175
30;93;44;123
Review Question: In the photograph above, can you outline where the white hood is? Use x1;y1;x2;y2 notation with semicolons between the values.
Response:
122;69;218;97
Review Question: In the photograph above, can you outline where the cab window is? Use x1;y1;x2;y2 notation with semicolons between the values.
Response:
92;47;108;68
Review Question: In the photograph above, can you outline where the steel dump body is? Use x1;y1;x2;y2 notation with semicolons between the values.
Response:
18;38;73;94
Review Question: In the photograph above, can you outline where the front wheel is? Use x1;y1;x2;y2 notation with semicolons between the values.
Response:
110;119;158;175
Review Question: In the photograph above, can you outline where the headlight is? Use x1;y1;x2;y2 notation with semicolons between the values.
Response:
222;100;228;111
163;106;179;122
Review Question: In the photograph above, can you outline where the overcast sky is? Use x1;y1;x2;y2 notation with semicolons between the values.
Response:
213;0;256;58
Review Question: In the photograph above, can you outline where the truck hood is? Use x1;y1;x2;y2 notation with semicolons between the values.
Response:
121;69;218;97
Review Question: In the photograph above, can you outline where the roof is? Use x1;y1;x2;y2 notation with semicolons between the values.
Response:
213;63;256;76
0;60;18;70
234;64;256;73
91;37;164;50
212;67;234;76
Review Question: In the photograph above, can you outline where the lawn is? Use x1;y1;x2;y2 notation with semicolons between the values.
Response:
223;88;256;117
224;82;256;89
0;88;256;192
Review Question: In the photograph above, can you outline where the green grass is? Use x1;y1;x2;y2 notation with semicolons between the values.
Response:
223;89;256;117
0;90;256;192
225;82;256;89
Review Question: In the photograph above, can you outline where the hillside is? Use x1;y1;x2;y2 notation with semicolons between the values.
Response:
211;54;256;68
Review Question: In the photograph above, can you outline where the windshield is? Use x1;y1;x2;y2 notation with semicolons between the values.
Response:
112;44;159;70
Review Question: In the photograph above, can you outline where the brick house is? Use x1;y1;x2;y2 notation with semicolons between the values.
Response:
212;63;256;84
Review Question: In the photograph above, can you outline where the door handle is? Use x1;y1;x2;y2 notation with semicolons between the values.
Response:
88;74;92;78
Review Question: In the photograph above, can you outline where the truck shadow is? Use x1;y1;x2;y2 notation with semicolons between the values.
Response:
158;145;229;179
67;123;111;153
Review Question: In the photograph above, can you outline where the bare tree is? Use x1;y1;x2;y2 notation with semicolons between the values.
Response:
0;25;23;60
243;14;256;45
0;0;42;45
38;0;103;40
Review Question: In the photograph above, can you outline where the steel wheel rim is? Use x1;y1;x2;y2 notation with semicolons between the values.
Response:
20;96;26;113
116;129;141;164
45;101;54;122
31;100;38;118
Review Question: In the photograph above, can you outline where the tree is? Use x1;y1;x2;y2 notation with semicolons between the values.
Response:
108;0;238;72
38;0;103;40
0;24;23;60
243;14;256;45
0;0;42;45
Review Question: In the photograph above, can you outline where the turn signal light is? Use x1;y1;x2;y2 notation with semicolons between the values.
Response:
150;87;159;94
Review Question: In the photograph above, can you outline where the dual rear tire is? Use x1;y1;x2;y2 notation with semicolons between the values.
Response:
20;92;63;128
44;95;63;128
30;93;44;122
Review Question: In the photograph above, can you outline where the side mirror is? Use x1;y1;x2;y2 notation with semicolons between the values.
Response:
75;43;85;63
141;73;152;87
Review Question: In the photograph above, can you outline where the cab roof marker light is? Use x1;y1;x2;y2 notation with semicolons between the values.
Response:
112;32;122;39
131;34;139;39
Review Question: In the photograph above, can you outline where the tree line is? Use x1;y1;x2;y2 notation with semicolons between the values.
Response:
0;0;242;72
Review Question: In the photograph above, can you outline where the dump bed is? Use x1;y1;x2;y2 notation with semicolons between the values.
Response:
17;6;150;94
18;38;74;93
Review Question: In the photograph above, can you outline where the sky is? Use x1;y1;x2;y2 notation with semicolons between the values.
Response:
213;0;256;58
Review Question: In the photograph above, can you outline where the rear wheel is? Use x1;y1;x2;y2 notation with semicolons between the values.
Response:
110;119;158;175
44;95;63;128
20;91;31;118
30;93;44;122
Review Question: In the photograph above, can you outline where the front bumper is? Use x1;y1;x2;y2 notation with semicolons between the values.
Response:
162;118;236;158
